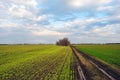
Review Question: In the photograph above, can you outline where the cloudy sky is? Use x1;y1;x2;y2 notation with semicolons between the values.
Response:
0;0;120;44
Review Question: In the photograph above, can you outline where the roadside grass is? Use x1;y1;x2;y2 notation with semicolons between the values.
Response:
0;45;74;80
74;44;120;69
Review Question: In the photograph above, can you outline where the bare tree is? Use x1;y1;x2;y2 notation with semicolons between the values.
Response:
56;38;70;46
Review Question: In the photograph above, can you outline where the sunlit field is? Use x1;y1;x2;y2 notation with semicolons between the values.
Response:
0;45;74;80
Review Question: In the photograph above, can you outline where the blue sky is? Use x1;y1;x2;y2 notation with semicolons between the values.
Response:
0;0;120;44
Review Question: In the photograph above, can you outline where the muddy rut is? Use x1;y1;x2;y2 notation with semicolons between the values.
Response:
71;47;120;80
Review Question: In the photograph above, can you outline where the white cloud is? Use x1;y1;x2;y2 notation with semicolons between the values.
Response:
0;22;19;28
67;0;112;8
90;24;120;37
97;6;113;11
34;15;51;22
0;2;5;9
92;26;115;36
6;0;37;6
98;0;112;4
32;30;69;36
0;0;120;43
8;4;34;18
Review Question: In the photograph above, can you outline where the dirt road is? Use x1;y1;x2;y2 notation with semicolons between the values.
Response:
71;47;120;80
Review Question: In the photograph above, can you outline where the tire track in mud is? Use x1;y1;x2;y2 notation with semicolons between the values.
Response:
71;47;120;80
72;49;87;80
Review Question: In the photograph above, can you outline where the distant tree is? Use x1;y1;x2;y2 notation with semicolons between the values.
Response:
56;38;70;46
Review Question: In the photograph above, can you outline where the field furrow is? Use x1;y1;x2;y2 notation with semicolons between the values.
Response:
0;45;74;80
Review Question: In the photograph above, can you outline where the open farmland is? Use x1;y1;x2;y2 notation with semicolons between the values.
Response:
0;44;120;80
74;44;120;69
0;45;74;80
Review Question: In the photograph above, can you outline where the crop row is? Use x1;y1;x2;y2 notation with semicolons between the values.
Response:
0;45;74;80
